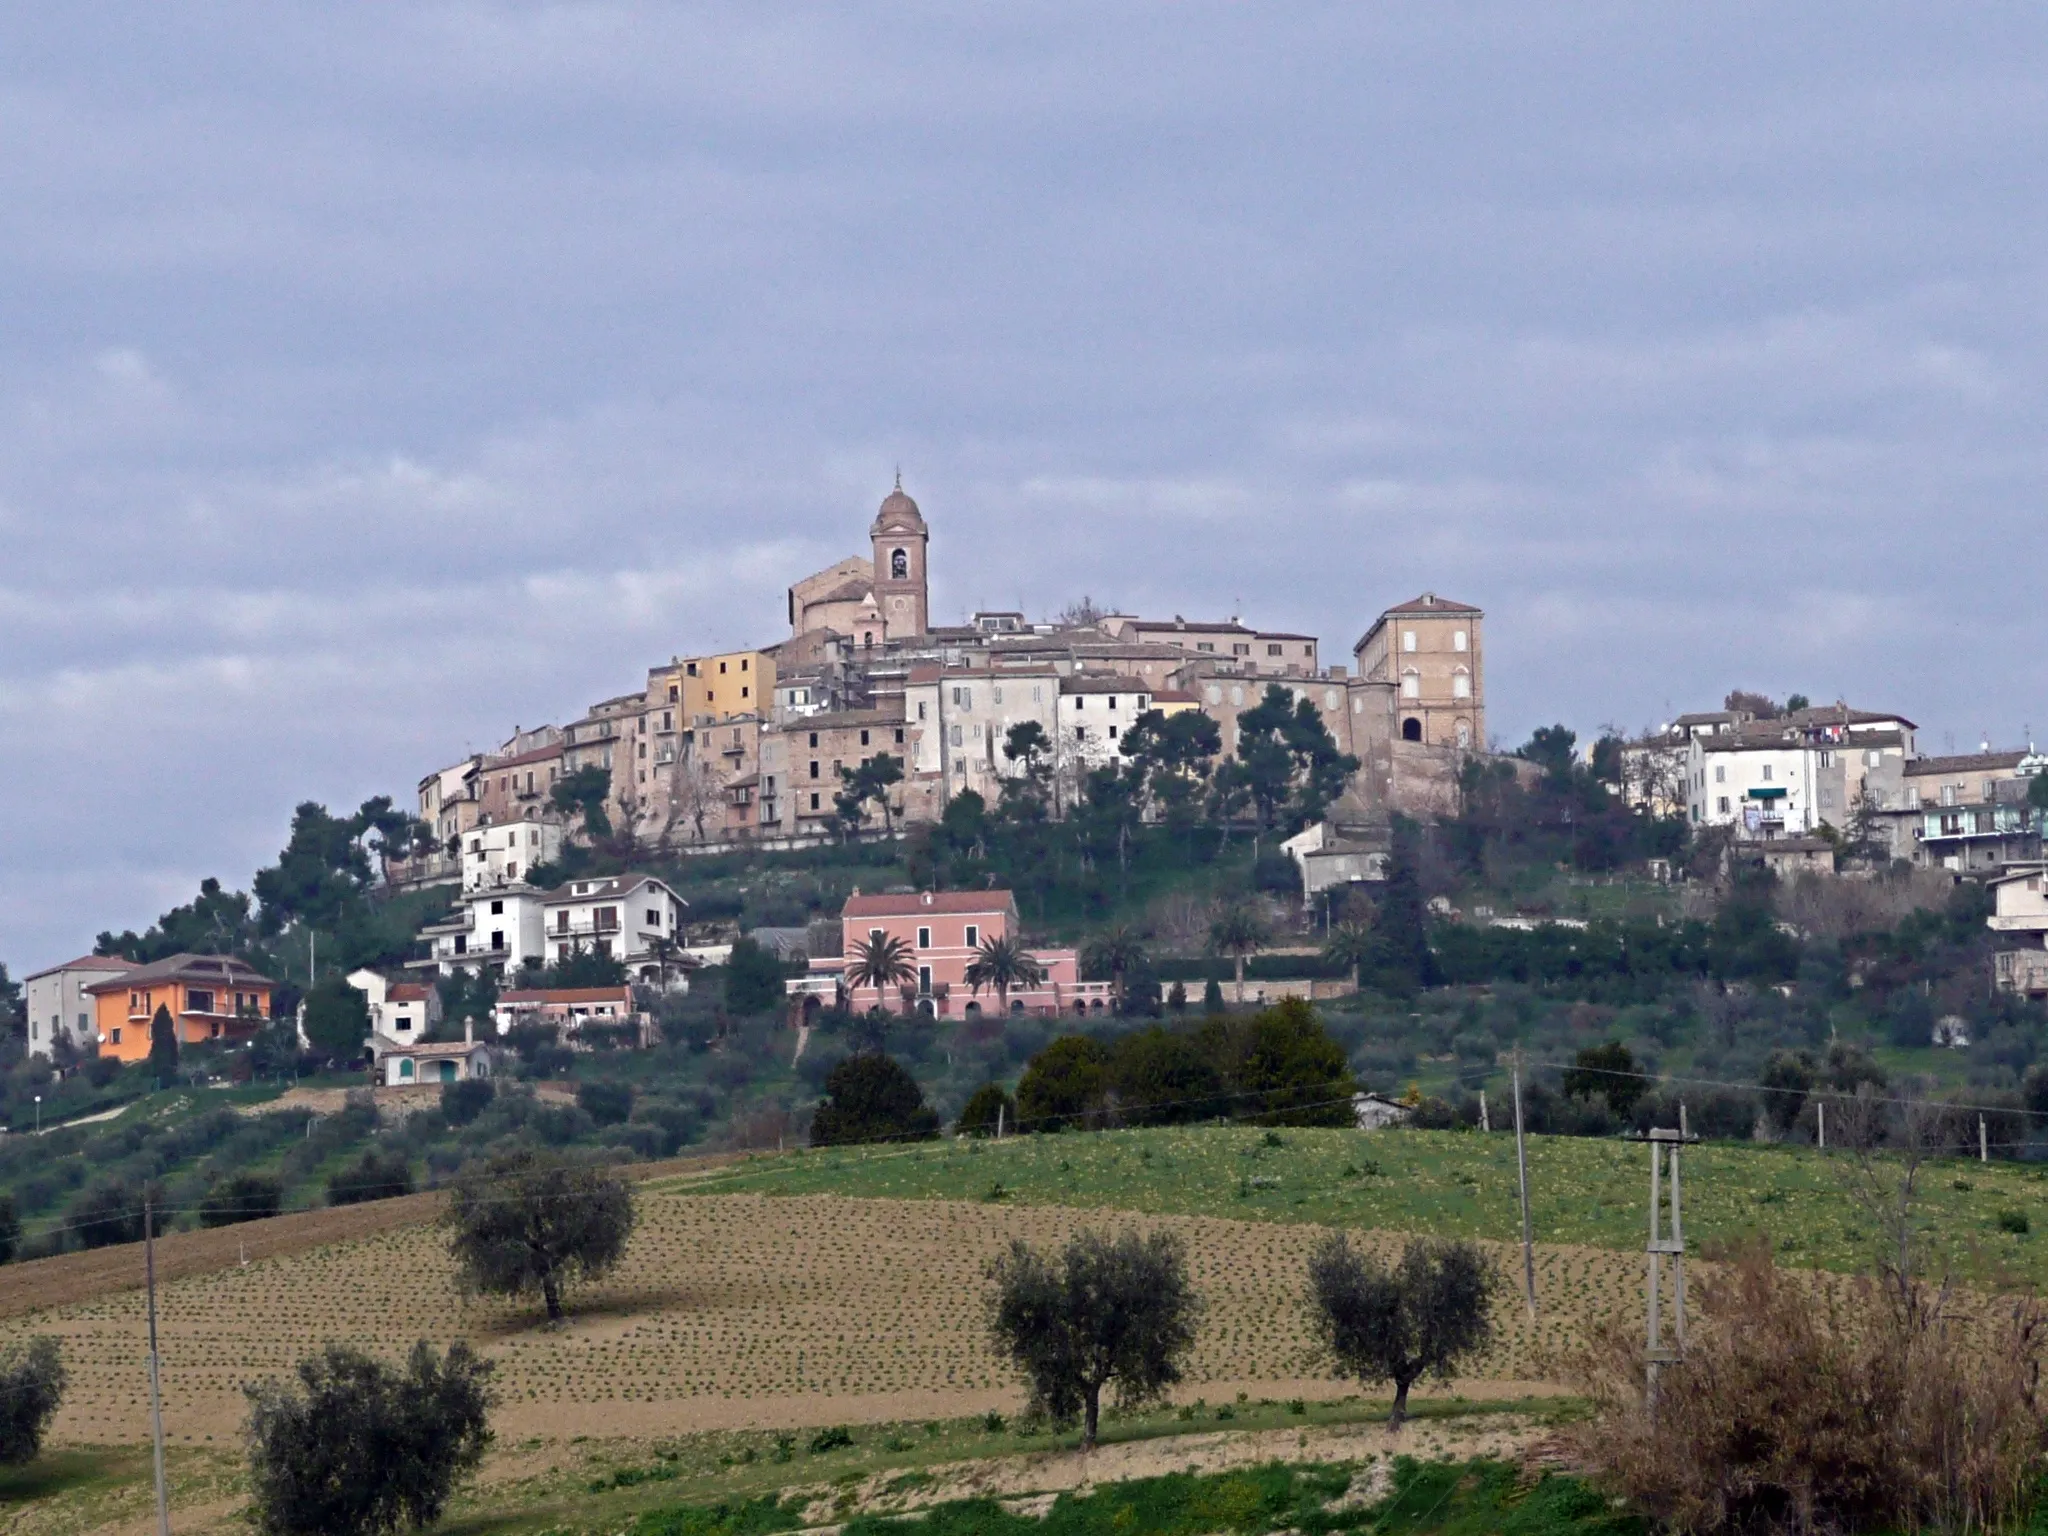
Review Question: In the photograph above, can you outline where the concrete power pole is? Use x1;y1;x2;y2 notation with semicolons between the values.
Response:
1640;1125;1696;1412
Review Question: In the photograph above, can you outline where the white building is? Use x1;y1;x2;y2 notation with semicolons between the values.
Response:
1688;728;1848;840
1991;865;2048;997
903;663;1065;805
23;955;134;1060
538;874;689;984
346;968;441;1042
1059;674;1154;774
375;1031;491;1086
422;887;551;976
461;822;564;892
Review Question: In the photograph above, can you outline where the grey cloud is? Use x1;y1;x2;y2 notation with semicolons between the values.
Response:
2;3;2046;964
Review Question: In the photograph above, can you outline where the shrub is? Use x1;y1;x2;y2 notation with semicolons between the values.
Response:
1110;1027;1223;1126
244;1341;492;1536
1565;1242;2048;1534
809;1054;939;1147
724;938;789;1017
327;1150;413;1207
1998;1208;2030;1235
200;1173;283;1228
440;1077;494;1126
956;1083;1016;1138
0;1339;65;1463
445;1150;634;1322
72;1181;144;1249
576;1080;634;1127
807;1426;853;1454
1015;1036;1111;1132
84;1055;122;1088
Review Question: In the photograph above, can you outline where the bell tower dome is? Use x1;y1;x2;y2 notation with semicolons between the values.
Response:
869;474;930;640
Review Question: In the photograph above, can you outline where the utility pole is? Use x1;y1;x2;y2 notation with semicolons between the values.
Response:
1479;1090;1489;1133
1818;1099;1825;1150
1638;1124;1695;1414
1980;1114;1989;1163
1512;1052;1536;1318
144;1197;172;1536
996;1103;1006;1140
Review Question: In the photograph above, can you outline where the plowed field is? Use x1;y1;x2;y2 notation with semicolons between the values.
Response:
0;1194;1624;1445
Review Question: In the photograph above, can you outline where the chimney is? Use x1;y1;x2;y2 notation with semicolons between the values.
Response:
464;1016;473;1045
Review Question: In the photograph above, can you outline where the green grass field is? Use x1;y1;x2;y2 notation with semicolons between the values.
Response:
679;1124;2048;1287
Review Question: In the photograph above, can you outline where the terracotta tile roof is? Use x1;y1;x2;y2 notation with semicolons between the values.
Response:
84;953;272;993
498;987;636;1004
844;890;1021;919
1381;593;1481;615
1907;750;2029;777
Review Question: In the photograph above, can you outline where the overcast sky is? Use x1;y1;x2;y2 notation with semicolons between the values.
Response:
3;4;2045;969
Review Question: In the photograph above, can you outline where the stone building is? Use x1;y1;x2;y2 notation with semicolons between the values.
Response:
1352;594;1484;750
787;479;932;647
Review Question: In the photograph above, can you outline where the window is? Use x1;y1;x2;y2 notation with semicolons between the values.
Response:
686;662;698;676
594;906;620;932
646;908;662;927
1452;670;1470;699
1984;780;1998;801
1032;685;1043;702
1232;642;1250;656
719;660;727;674
950;725;963;746
1717;796;1730;815
965;925;979;948
491;931;505;950
740;657;749;671
860;730;870;746
917;927;931;948
187;989;215;1014
491;900;504;915
1715;764;1726;784
809;732;820;748
1761;764;1772;781
1196;641;1215;653
1401;670;1420;699
111;1027;122;1046
1866;749;1881;768
1817;751;1833;768
917;701;927;720
556;911;571;933
917;964;932;994
894;728;904;744
741;687;749;699
1453;630;1468;652
993;686;1003;704
1402;630;1417;652
810;760;820;779
811;792;821;811
891;547;908;578
1109;723;1122;741
1267;643;1282;656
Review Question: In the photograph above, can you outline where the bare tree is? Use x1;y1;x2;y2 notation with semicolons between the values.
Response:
1830;1080;1957;1316
668;756;725;847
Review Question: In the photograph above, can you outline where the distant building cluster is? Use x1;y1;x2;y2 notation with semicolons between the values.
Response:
390;480;1490;978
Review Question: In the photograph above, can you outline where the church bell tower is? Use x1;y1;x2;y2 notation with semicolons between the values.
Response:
869;475;930;640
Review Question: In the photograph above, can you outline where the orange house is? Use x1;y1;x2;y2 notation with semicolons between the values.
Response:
85;953;275;1062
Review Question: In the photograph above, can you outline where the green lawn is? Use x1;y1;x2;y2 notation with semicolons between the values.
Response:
677;1124;2048;1286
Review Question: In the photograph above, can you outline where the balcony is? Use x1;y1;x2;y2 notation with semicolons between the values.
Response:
1995;948;2048;997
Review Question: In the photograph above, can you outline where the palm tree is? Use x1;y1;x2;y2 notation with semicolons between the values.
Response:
844;932;917;1016
965;935;1046;1016
1207;902;1271;999
1081;926;1149;1010
1321;919;1375;989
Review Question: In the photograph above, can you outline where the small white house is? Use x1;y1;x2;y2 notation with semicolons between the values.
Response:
346;969;441;1041
376;1033;492;1086
1353;1092;1415;1131
424;887;551;976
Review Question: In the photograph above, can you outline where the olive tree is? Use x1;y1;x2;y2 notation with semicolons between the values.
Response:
1306;1233;1497;1429
244;1341;492;1536
445;1151;634;1322
987;1227;1201;1447
0;1339;66;1463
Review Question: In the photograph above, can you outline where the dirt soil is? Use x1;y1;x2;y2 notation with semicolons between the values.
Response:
1;1193;1614;1447
0;1151;742;1323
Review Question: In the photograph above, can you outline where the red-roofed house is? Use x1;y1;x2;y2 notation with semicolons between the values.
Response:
802;889;1109;1018
348;969;442;1043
